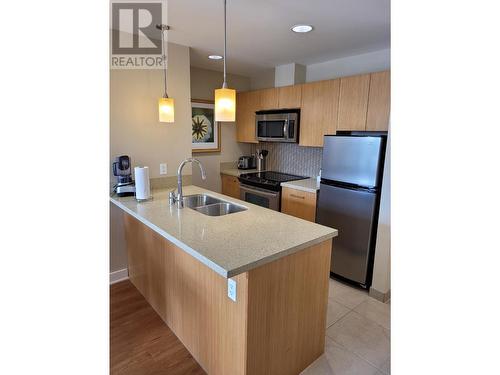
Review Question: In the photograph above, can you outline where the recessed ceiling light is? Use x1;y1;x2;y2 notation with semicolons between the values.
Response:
208;55;223;60
291;24;313;33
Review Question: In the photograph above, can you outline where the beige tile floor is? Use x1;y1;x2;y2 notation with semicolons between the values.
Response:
301;278;391;375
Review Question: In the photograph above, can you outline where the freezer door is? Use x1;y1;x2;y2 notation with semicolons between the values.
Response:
322;136;383;188
316;183;377;285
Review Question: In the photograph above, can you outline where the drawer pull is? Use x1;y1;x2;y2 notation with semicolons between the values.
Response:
290;194;305;199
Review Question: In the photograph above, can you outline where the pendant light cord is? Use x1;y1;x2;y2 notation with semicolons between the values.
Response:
161;28;168;98
222;0;228;89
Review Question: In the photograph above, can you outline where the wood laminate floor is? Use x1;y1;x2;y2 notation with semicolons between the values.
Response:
111;279;390;375
110;280;206;375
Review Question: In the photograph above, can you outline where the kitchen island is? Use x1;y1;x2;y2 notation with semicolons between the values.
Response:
110;185;337;375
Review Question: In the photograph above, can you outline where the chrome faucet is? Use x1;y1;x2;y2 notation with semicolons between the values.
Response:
169;158;206;208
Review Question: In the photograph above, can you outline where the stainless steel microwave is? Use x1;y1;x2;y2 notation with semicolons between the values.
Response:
255;109;300;143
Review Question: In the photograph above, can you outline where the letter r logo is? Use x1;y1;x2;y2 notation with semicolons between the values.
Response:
112;2;162;54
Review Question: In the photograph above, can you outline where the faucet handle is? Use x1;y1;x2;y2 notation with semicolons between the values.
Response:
168;189;177;205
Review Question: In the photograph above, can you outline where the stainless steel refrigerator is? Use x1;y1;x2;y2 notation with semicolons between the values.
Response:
316;135;386;288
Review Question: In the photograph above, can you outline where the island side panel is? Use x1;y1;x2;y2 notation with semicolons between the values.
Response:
124;211;168;319
245;239;332;375
123;212;249;375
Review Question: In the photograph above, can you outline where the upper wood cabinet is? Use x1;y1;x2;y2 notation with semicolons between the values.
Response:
236;91;259;143
235;70;390;144
278;85;302;109
337;74;371;131
259;88;279;110
299;79;340;147
236;88;278;143
366;71;390;131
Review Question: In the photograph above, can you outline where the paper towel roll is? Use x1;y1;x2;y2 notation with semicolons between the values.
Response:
134;166;151;200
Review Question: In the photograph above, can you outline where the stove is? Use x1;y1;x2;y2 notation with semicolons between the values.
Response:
238;171;306;211
239;171;306;192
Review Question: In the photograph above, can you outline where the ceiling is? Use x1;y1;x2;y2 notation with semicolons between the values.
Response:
167;0;390;77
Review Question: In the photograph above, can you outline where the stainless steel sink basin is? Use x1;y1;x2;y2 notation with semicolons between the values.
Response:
194;202;247;216
182;194;247;216
182;194;220;208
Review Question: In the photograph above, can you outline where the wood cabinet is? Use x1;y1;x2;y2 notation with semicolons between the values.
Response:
124;212;168;319
236;70;390;144
337;74;371;131
123;210;332;375
221;174;240;199
235;88;278;143
236;91;260;143
278;85;302;108
281;187;317;222
299;79;340;147
259;88;279;110
366;71;390;131
124;212;249;375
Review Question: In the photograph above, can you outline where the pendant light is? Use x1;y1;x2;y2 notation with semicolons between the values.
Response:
214;0;236;122
156;24;174;123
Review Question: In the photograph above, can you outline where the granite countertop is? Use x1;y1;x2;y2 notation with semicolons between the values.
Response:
281;178;320;193
110;185;337;278
220;168;259;177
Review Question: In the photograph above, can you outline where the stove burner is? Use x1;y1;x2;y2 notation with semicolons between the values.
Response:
239;171;306;191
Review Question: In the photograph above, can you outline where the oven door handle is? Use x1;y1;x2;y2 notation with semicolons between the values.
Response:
240;184;280;198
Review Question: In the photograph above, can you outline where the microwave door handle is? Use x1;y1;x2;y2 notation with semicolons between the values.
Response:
283;119;288;137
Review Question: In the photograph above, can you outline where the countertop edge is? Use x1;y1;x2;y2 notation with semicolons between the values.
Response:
226;231;337;277
220;168;260;177
110;198;230;278
280;182;318;193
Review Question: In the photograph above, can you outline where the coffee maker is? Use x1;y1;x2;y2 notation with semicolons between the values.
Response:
113;155;136;197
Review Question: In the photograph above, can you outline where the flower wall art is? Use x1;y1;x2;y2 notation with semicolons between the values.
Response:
191;99;221;153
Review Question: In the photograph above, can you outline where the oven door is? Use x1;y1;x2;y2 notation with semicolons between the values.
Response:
239;183;280;211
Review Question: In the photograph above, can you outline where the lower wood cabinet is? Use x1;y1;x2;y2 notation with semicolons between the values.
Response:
123;211;333;375
221;174;240;199
281;187;317;222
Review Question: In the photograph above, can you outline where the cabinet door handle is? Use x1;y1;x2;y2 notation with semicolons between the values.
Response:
290;194;305;199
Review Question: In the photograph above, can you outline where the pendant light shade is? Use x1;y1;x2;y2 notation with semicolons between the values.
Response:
215;87;236;122
158;97;175;123
214;0;236;122
157;24;174;123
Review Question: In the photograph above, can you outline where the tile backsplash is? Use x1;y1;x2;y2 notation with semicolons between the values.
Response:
250;142;323;177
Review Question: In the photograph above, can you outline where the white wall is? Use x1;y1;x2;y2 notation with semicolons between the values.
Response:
110;42;193;182
110;42;192;272
275;63;306;87
250;68;275;90
190;66;252;192
371;129;391;298
306;48;390;82
248;48;390;90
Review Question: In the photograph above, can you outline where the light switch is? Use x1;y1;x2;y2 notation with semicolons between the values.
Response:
227;278;237;302
160;163;167;175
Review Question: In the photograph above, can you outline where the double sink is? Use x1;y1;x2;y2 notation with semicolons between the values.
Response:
182;194;247;216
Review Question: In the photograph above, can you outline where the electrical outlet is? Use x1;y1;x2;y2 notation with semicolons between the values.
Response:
160;163;167;175
227;278;237;302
